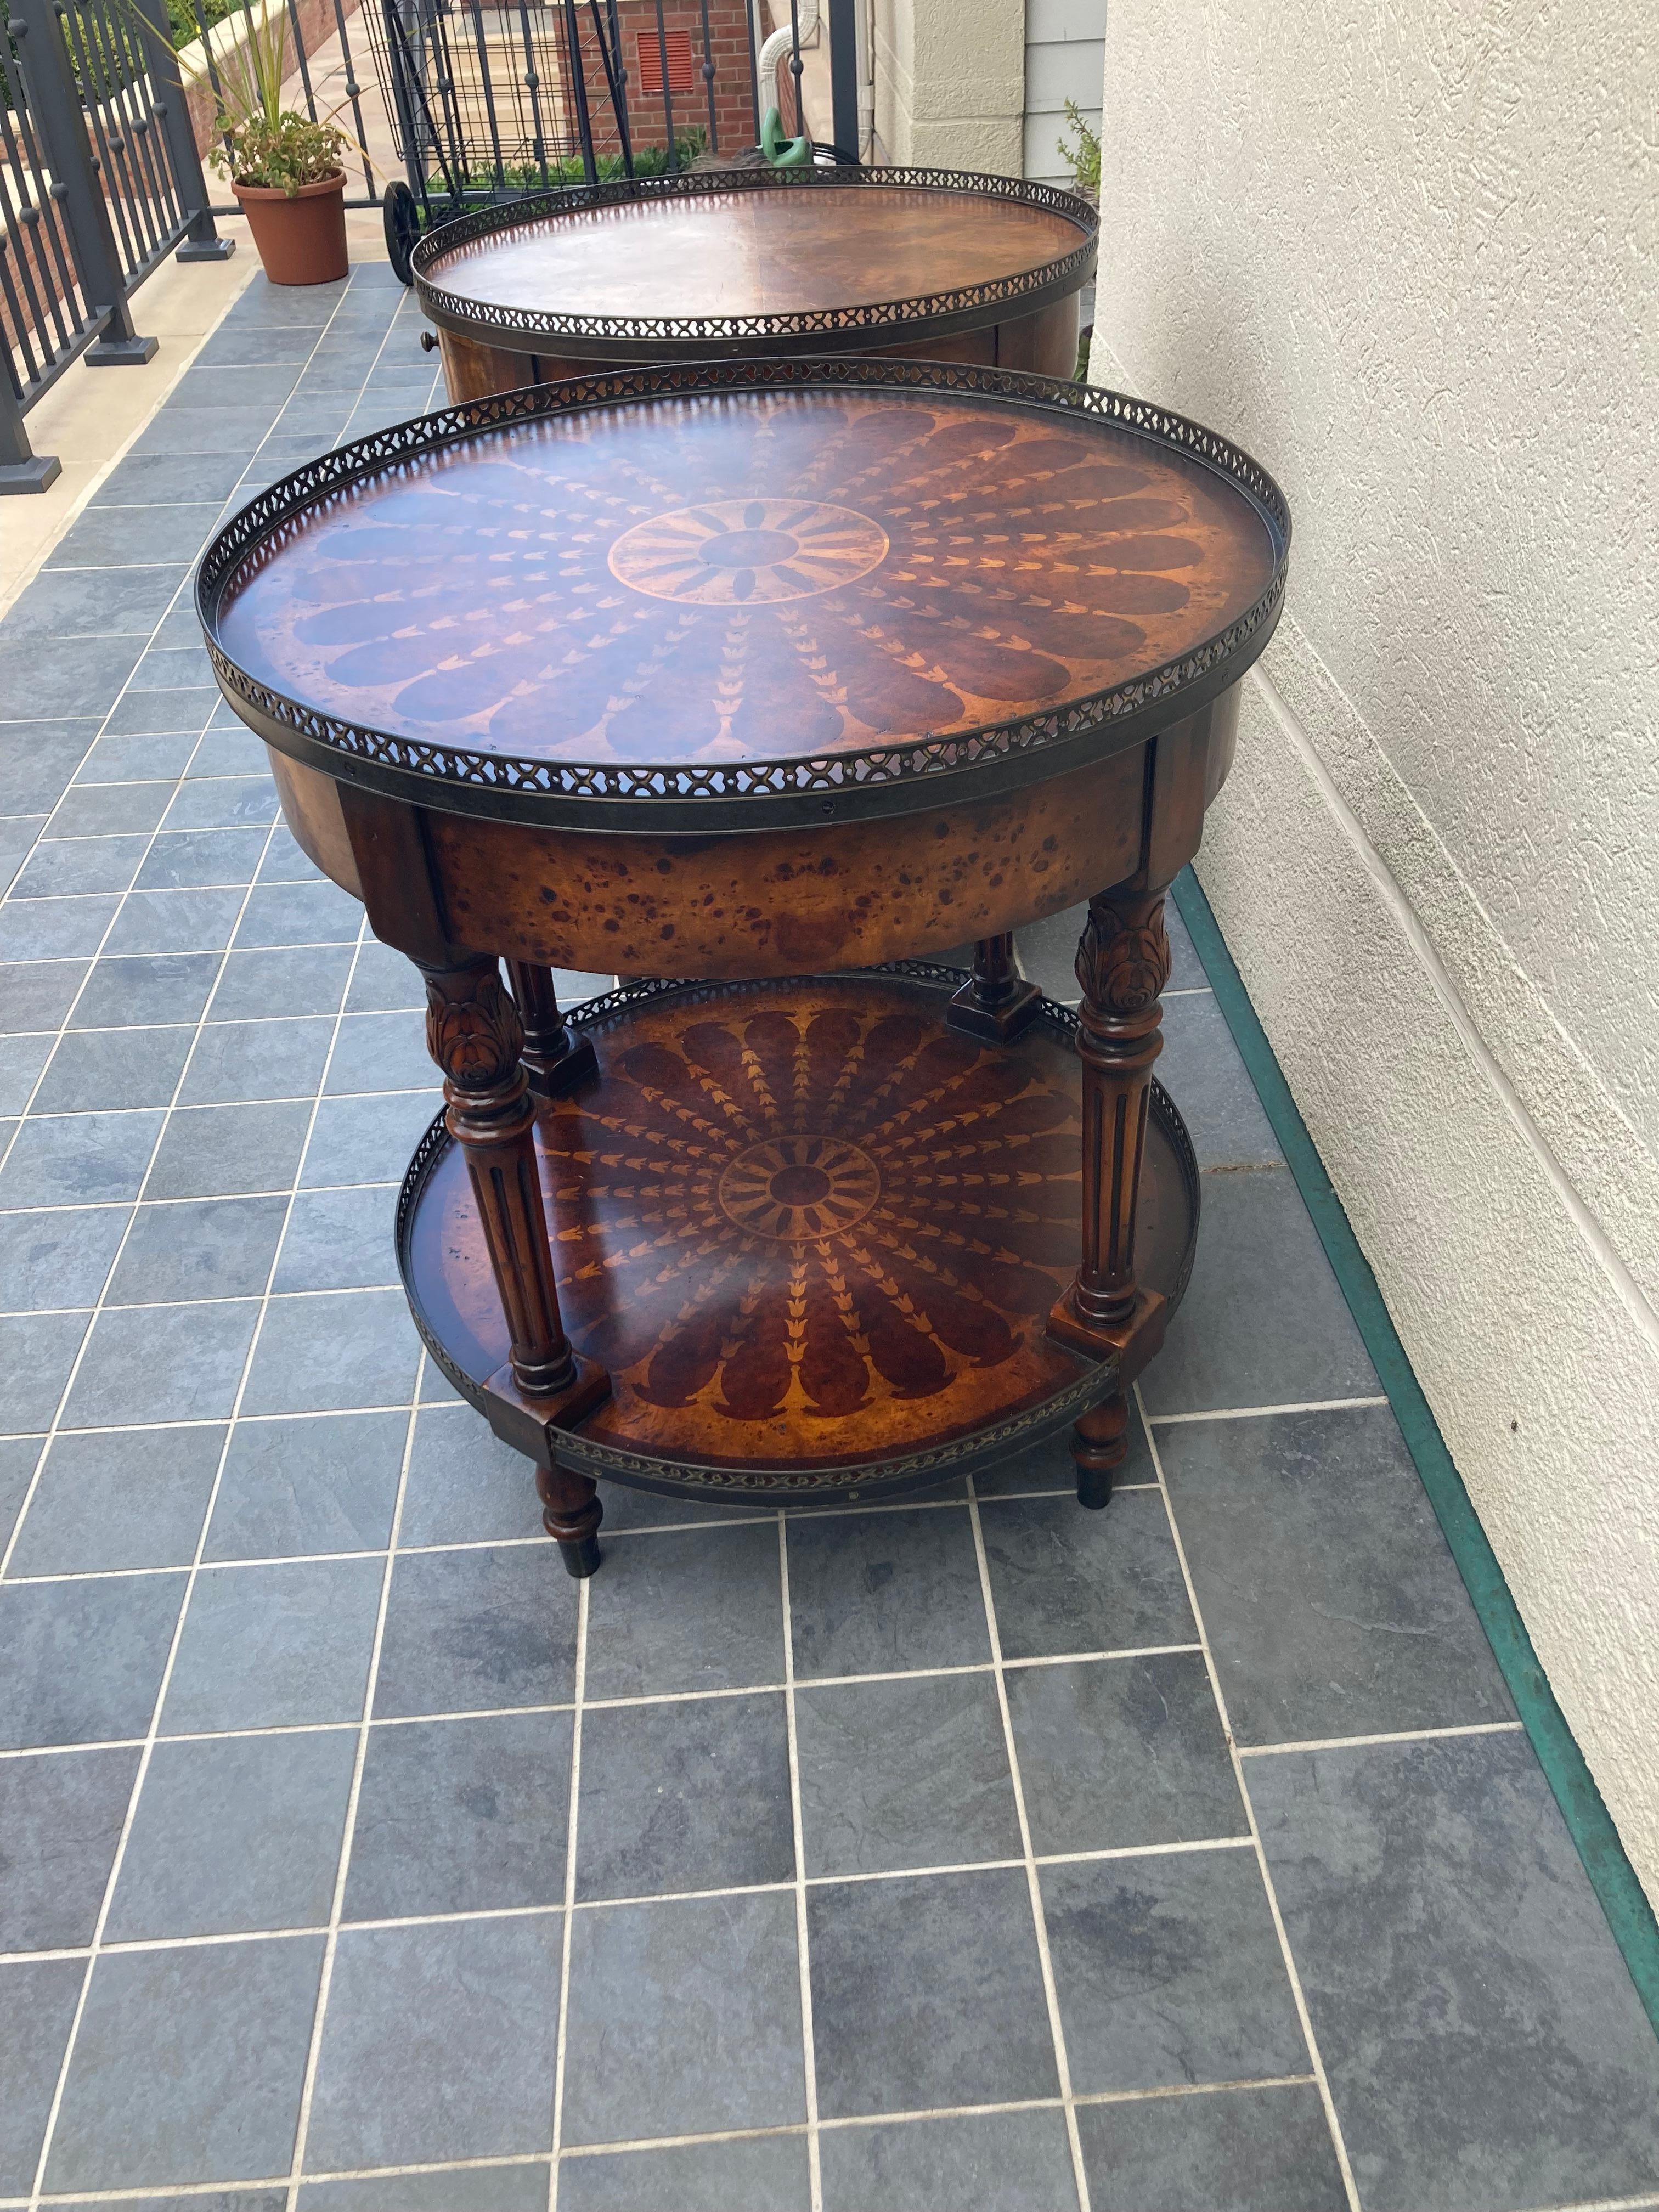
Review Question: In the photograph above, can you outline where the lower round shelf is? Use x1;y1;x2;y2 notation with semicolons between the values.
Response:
397;968;1199;1505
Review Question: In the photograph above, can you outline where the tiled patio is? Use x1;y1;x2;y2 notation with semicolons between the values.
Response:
2;258;1659;2212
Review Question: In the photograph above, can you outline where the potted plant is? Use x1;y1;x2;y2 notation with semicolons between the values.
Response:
207;2;349;284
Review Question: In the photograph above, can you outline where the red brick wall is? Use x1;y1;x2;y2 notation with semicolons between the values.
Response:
577;0;759;163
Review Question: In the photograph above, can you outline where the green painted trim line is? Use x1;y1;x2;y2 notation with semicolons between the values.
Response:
1171;864;1659;2038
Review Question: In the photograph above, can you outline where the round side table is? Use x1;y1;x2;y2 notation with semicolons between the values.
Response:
199;357;1290;1576
412;167;1097;400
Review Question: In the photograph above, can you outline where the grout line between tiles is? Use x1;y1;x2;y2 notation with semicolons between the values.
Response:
283;1344;425;2208
963;1472;1092;2212
13;2143;1659;2212
1135;1383;1364;2212
0;1832;1270;1965
546;1554;591;2211
1146;1396;1390;1424
1238;1720;1526;1758
2;1541;1198;1594
0;1641;1238;1762
776;1512;825;2212
0;1831;1274;1973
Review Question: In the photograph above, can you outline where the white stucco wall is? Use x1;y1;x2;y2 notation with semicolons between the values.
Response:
871;0;1024;171
1088;1;1659;1896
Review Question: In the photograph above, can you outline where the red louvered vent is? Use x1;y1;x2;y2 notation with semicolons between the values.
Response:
634;27;696;94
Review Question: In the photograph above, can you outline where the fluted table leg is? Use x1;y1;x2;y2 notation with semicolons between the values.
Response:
420;954;609;1574
1047;885;1173;1507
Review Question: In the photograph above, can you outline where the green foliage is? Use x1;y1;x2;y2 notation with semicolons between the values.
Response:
166;0;236;47
214;106;344;190
185;0;345;191
455;128;707;193
1056;97;1100;198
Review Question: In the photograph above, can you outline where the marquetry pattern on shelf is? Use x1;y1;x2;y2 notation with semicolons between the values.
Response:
399;973;1198;1492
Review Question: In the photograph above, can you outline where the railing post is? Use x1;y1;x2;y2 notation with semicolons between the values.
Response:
127;0;235;259
827;0;857;160
0;374;62;495
9;0;158;362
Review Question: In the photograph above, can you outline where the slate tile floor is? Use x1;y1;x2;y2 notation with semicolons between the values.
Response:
1;259;1658;2212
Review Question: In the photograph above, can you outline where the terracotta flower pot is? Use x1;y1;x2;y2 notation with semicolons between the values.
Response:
233;171;349;286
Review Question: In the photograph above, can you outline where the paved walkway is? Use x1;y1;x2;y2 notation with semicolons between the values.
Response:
1;259;1658;2212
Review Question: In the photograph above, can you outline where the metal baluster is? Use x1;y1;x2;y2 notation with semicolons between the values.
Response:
827;0;857;159
585;0;630;174
462;0;506;191
117;0;178;241
380;0;429;216
83;0;156;259
740;0;759;140
511;0;550;189
0;135;64;488
328;0;376;202
9;0;155;363
694;0;716;151
605;0;631;172
0;182;54;395
101;0;174;258
0;47;83;363
427;9;467;196
97;0;168;265
557;0;596;183
285;0;319;119
191;0;235;169
392;0;461;206
128;0;232;255
59;0;147;280
786;0;802;138
0;251;46;395
650;0;674;171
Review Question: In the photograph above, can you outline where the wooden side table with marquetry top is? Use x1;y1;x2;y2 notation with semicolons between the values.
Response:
412;167;1097;398
415;164;1099;1180
198;357;1290;1577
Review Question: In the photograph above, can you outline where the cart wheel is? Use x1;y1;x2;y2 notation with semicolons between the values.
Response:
383;183;421;285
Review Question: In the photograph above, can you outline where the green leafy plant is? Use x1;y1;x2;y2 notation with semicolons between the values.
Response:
200;0;344;191
1056;97;1100;199
453;129;708;193
216;105;344;191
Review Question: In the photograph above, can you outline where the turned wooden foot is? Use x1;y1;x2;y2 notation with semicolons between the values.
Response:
1072;1392;1127;1509
538;1462;602;1578
947;932;1042;1043
507;959;598;1098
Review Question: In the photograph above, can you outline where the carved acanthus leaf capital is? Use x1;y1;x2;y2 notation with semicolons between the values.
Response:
1075;894;1171;1017
424;964;526;1093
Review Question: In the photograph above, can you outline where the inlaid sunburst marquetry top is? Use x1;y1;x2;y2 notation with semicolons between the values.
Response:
212;384;1278;775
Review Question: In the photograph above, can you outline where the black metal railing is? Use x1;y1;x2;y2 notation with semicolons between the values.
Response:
186;0;381;207
2;0;229;491
3;0;864;484
366;0;863;279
